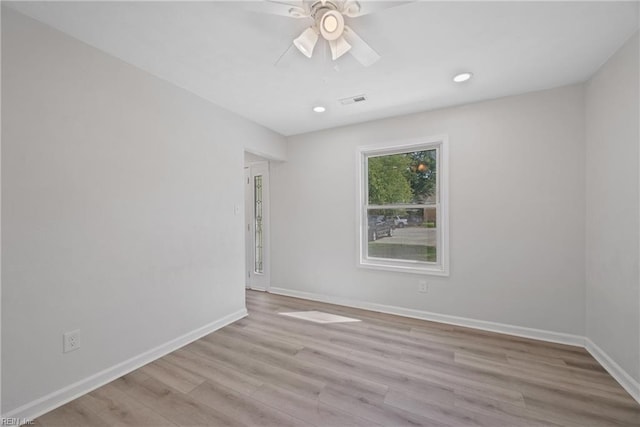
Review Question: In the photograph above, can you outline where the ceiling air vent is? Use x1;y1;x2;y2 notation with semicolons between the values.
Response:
339;94;367;105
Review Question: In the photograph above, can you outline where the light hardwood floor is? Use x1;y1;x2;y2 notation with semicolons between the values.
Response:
34;291;640;426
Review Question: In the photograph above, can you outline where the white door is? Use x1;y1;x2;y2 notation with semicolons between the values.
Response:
245;162;270;291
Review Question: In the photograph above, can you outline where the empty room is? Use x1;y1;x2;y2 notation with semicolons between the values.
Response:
1;1;639;426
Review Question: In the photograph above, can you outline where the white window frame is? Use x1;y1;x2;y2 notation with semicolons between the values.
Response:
356;136;449;276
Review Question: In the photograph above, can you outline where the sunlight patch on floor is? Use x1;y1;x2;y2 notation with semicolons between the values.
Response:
279;310;361;324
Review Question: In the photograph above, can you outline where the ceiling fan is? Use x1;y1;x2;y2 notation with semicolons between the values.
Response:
248;0;410;67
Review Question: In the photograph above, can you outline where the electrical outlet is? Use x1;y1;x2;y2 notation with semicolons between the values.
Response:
418;280;428;293
63;329;80;353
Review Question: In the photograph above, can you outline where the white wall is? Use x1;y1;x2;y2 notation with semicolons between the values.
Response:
1;8;286;415
585;33;640;384
0;4;3;415
271;84;586;336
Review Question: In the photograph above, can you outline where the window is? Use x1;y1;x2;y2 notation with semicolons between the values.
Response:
357;137;449;275
254;175;264;274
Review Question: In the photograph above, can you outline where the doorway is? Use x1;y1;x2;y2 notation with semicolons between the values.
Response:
244;153;270;291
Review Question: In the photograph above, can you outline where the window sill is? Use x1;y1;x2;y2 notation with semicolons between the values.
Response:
359;259;449;276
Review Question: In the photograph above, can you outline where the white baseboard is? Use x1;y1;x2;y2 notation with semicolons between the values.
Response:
585;338;640;404
2;308;248;423
269;287;584;347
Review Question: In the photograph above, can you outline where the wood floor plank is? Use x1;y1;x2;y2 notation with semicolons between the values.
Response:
188;380;311;427
518;381;640;424
209;326;390;402
455;351;633;401
505;350;568;367
248;306;508;365
138;358;206;394
214;325;304;356
319;385;447;427
385;389;521;427
250;383;377;427
34;290;640;426
88;383;178;426
453;390;571;427
162;348;264;396
246;291;448;332
185;338;325;400
506;353;622;387
244;309;460;366
36;399;110;427
110;373;244;427
237;318;458;373
523;393;640;427
296;345;526;407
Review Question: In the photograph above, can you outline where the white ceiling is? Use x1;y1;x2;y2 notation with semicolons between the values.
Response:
7;1;639;136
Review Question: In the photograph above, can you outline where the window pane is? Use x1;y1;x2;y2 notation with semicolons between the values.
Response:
367;149;437;205
254;175;263;274
366;208;437;262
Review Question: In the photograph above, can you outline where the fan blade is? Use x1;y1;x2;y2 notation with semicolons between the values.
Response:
329;37;352;60
342;0;414;18
342;26;380;66
245;0;309;18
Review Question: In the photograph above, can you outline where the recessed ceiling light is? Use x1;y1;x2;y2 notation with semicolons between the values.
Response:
453;72;473;83
313;106;326;113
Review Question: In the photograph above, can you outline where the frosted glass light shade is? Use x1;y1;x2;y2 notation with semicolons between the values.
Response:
329;36;351;60
293;27;319;58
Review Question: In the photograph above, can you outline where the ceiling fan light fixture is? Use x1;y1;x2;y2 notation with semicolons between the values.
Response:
254;0;409;67
453;72;473;83
320;10;345;40
329;36;351;60
293;27;319;58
